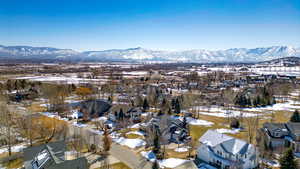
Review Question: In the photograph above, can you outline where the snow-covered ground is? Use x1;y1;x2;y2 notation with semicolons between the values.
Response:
122;71;148;76
15;76;107;84
174;146;190;152
140;151;156;162
172;116;214;126
113;137;146;149
126;130;145;136
190;99;300;118
158;158;189;168
185;117;214;126
260;159;280;168
0;144;27;154
140;152;190;169
72;122;87;128
214;128;240;134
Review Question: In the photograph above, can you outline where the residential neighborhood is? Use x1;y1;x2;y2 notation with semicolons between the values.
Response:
1;61;300;169
1;0;300;168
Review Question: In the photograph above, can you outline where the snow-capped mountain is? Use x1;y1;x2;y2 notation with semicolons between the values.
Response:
0;45;80;60
0;45;299;63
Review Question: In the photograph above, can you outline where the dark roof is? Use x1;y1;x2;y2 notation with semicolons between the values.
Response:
72;99;111;117
24;141;88;169
23;141;66;161
286;122;300;136
263;123;287;132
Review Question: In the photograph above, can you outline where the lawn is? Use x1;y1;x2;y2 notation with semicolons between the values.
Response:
1;157;23;169
95;162;131;169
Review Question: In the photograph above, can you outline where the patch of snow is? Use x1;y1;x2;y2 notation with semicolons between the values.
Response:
215;128;240;134
174;146;190;152
158;158;189;168
0;144;27;154
113;137;146;149
72;122;87;128
130;123;141;129
126;130;145;136
140;151;156;162
186;117;214;126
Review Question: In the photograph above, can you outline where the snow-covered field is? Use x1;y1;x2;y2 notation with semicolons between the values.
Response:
189;99;300;118
15;76;107;84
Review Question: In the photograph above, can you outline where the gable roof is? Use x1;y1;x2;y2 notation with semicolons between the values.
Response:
199;130;252;155
263;123;287;132
286;122;300;136
24;141;88;169
72;99;111;116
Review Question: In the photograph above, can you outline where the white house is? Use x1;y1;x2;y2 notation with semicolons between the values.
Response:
197;130;258;169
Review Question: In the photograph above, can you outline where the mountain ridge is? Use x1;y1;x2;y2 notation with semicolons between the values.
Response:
0;45;299;63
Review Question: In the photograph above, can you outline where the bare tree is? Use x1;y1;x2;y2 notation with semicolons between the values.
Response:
0;96;16;156
17;115;34;147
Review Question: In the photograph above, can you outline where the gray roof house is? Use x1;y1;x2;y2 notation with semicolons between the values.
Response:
260;122;300;153
23;141;88;169
197;130;258;169
71;99;111;118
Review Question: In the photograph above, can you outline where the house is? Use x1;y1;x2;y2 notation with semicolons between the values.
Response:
142;115;190;145
197;130;258;169
23;141;88;169
71;99;111;119
261;123;290;149
260;122;300;153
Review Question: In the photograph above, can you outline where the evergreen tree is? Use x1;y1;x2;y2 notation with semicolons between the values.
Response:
119;108;124;120
174;98;181;114
153;131;160;154
143;98;149;111
279;148;297;169
290;110;300;122
167;108;172;115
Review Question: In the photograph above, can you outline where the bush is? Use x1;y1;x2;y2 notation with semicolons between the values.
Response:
230;118;240;128
89;144;97;152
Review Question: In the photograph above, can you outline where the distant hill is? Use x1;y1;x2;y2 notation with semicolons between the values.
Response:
0;45;299;63
257;56;300;66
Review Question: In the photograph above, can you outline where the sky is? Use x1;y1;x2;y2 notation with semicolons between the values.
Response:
0;0;300;51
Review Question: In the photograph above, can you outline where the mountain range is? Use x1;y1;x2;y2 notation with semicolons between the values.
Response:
0;45;299;63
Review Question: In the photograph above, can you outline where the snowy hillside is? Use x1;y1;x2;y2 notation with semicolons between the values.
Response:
0;45;299;63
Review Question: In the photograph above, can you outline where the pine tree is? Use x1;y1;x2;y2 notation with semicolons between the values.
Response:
174;98;181;114
167;107;172;115
279;148;297;169
143;98;149;111
290;110;300;122
153;130;161;154
119;108;124;120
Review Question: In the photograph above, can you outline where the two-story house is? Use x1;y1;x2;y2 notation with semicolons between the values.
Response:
197;130;258;169
285;122;300;152
261;122;300;153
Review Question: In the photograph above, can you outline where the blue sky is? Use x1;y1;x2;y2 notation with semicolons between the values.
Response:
0;0;300;51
